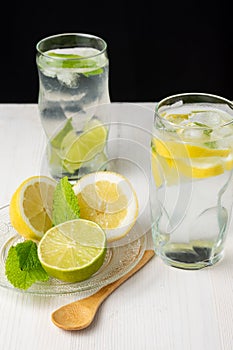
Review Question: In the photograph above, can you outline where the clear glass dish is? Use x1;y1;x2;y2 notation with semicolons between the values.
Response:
0;205;147;296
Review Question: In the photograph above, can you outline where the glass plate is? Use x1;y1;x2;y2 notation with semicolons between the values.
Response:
0;205;147;296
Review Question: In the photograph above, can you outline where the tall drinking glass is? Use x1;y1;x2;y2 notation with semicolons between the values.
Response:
150;93;233;269
36;33;110;180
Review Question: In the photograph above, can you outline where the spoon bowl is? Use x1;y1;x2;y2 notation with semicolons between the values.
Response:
51;250;155;330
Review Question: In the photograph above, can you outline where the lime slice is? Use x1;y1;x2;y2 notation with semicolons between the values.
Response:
61;120;107;173
60;130;78;150
38;219;107;282
51;118;74;149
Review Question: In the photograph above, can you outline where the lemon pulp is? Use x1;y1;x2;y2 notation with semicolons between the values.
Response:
9;176;56;241
73;171;139;242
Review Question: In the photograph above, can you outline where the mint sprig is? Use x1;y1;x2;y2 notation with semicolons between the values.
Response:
5;241;49;290
52;176;80;226
40;52;104;76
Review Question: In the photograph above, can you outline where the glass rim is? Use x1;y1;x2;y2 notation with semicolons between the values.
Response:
36;32;108;60
155;92;233;129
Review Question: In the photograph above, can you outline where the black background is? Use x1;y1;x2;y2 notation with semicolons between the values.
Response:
0;1;232;103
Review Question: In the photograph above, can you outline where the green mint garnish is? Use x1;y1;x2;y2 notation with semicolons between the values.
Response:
47;52;83;59
40;51;104;76
52;176;80;226
191;110;208;113
193;122;213;136
203;129;212;136
193;122;208;127
5;241;49;290
204;141;217;149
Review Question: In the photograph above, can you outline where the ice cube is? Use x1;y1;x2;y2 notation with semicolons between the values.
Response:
57;71;80;88
211;124;233;140
182;128;204;140
189;111;221;127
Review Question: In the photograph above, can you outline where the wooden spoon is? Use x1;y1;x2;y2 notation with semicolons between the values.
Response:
52;249;155;330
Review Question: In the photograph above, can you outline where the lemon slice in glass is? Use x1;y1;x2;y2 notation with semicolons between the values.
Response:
177;158;224;178
38;219;107;282
153;139;231;159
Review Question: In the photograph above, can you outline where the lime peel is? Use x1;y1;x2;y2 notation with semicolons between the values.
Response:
51;118;74;149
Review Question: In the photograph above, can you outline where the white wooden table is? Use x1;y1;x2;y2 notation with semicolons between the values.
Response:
0;103;233;350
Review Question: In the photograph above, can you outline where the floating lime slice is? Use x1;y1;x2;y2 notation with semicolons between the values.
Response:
51;118;74;149
61;120;108;173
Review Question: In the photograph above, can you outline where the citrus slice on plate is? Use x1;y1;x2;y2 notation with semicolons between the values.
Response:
73;171;139;242
38;219;107;282
9;176;56;241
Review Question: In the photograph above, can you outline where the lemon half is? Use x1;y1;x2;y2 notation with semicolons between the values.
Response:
9;176;56;240
73;171;139;242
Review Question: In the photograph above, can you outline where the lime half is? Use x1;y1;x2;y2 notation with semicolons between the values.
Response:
38;219;107;282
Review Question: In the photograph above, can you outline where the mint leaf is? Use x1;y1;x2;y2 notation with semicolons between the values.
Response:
204;141;217;149
193;122;212;136
47;52;83;59
5;241;49;290
203;129;212;136
43;52;104;75
193;122;208;127
52;176;80;225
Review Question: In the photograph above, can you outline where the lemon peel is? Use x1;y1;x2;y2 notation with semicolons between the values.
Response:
73;171;139;242
9;176;56;241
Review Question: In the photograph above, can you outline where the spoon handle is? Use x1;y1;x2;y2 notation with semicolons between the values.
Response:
87;249;155;307
51;249;155;330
